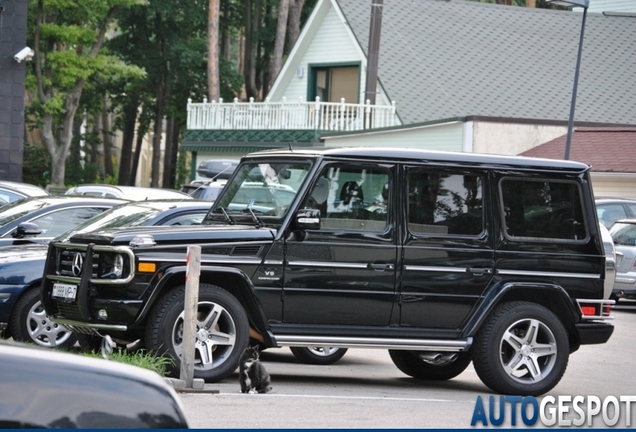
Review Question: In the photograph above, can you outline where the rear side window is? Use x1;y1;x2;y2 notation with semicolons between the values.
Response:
500;178;586;241
407;169;484;236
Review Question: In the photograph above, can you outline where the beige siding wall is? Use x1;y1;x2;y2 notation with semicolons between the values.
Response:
472;122;567;156
322;122;464;150
585;0;635;13
591;173;636;200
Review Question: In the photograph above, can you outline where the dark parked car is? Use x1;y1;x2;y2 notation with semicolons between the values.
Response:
0;199;212;349
196;159;239;179
0;180;49;206
0;195;126;248
596;198;636;228
42;148;614;396
0;340;189;428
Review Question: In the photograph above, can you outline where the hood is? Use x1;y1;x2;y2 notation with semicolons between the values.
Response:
67;223;277;246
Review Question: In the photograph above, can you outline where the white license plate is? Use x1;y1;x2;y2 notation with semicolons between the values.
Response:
52;283;77;301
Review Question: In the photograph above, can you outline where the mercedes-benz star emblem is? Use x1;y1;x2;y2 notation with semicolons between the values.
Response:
72;253;83;276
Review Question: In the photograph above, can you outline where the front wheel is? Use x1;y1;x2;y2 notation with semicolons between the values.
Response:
290;346;348;365
9;287;76;349
388;350;472;380
472;301;569;396
145;284;249;383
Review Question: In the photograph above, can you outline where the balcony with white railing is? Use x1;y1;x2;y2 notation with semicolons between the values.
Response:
187;97;399;132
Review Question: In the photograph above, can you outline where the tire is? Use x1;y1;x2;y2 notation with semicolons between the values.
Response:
472;301;569;396
145;284;249;383
290;346;348;365
388;350;472;380
9;287;76;349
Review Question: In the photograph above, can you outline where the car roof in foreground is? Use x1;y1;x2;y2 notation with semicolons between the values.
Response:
247;147;590;172
0;340;189;428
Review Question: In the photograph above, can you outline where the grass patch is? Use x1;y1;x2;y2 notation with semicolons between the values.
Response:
83;348;174;376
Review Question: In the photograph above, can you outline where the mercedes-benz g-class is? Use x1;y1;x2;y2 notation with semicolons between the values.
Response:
42;148;615;395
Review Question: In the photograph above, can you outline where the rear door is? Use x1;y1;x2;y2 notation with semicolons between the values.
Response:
400;165;495;329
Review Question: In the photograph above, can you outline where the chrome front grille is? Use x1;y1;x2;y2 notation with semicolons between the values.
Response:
49;243;136;285
58;250;99;278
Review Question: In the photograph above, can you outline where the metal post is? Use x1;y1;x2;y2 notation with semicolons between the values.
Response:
364;0;383;106
180;245;201;389
564;6;587;160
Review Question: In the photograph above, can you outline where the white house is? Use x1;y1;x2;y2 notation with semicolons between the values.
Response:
181;0;636;181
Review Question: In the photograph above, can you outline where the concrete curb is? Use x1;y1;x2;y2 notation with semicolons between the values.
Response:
164;377;219;394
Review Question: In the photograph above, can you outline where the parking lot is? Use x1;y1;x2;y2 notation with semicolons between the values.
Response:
180;303;636;429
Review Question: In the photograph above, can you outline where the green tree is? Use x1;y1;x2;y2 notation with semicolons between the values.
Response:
27;0;146;187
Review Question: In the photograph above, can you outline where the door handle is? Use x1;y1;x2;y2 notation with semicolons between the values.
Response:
468;267;493;276
368;263;394;271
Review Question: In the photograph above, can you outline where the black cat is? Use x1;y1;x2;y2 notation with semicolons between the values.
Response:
239;345;272;394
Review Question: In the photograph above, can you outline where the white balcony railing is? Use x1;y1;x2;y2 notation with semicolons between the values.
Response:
187;97;398;132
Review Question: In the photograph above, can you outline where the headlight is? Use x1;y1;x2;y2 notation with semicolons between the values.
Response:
101;253;125;279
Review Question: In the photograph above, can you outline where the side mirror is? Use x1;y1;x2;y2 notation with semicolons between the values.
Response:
294;209;321;231
13;222;42;238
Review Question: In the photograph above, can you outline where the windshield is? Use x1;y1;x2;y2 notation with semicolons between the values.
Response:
53;203;165;241
209;161;312;219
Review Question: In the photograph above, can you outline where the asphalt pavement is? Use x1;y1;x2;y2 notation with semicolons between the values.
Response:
179;302;636;429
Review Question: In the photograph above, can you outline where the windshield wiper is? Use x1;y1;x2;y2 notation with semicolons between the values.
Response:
219;206;235;225
245;199;263;228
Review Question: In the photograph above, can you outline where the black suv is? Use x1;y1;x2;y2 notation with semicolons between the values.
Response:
42;148;614;395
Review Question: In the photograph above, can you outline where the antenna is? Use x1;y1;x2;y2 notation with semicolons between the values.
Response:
288;142;294;152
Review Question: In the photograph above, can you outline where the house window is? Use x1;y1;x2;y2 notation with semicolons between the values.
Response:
311;65;360;103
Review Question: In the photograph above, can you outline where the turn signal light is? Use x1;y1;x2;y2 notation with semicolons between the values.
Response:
138;262;156;273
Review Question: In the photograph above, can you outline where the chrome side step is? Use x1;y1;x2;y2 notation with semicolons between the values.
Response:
273;335;472;352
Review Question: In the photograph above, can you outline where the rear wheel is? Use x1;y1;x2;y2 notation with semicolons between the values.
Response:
145;284;249;382
389;350;472;380
290;346;348;365
472;301;569;396
10;287;76;349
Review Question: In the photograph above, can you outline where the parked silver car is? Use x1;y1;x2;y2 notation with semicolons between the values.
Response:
65;184;191;200
0;181;48;206
609;219;636;300
596;198;636;228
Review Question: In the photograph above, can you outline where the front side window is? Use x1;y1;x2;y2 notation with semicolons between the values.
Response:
211;161;312;219
303;165;390;232
408;169;484;236
500;178;586;241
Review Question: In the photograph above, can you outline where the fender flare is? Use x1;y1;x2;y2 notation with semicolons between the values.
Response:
133;265;272;344
460;281;580;340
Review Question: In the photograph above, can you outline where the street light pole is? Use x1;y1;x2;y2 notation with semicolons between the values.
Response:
546;0;589;160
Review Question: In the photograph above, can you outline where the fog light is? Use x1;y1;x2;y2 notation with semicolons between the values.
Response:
98;309;108;320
